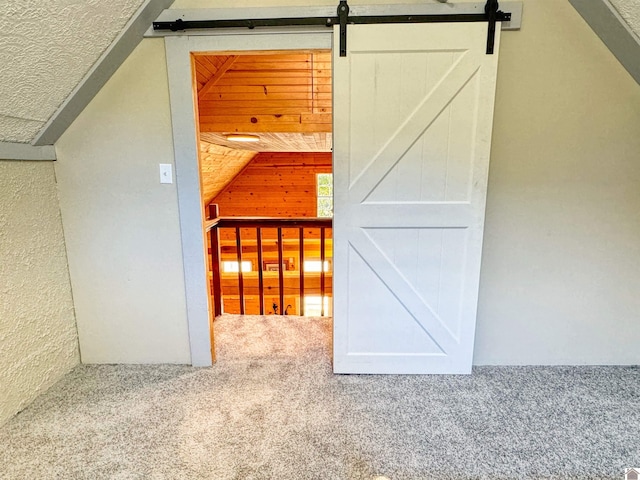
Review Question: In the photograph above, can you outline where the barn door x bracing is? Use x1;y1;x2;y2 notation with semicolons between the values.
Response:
333;22;501;374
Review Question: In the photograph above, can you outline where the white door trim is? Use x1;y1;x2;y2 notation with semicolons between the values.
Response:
164;32;332;366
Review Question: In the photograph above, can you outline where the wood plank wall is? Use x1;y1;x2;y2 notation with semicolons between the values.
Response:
211;152;332;217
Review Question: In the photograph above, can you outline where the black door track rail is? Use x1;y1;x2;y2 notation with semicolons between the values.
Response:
153;0;511;56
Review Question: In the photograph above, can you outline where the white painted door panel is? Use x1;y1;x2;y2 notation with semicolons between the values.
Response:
333;23;500;374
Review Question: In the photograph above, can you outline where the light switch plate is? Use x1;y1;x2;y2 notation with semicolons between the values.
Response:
159;164;173;184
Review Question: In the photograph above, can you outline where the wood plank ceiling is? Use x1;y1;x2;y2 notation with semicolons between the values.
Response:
199;141;257;207
193;51;332;153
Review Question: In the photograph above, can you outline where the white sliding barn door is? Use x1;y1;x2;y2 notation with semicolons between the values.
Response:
332;22;500;374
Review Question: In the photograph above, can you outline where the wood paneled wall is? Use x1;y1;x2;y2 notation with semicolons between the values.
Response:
211;152;332;217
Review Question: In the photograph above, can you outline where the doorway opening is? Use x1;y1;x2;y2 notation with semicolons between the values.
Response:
191;50;333;359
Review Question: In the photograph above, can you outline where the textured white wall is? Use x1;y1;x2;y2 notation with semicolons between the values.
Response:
55;39;191;364
0;161;79;426
0;0;144;142
474;0;640;364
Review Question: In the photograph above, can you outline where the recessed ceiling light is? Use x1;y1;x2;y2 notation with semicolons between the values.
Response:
225;134;260;142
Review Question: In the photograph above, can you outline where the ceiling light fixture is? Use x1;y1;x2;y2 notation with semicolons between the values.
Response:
225;134;260;142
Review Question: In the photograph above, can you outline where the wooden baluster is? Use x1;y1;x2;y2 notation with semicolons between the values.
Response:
277;227;284;315
256;227;264;315
320;227;326;317
235;227;245;315
299;228;305;317
208;205;222;317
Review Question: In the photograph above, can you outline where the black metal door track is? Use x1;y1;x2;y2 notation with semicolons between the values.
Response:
153;0;511;56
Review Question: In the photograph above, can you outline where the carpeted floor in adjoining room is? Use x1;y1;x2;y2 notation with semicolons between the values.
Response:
1;314;639;479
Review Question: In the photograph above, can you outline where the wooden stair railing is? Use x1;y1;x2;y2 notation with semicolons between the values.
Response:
205;210;332;317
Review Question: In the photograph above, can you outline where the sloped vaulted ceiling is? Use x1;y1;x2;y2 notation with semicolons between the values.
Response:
0;0;145;143
0;0;639;147
610;0;640;31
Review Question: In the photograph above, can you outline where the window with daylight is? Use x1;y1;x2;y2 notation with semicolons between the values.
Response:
222;261;252;273
316;173;333;218
303;260;331;272
304;296;331;317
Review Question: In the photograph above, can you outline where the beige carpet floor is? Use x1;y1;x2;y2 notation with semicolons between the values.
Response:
0;314;639;479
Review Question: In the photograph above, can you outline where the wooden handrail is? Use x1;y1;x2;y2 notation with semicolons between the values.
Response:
205;216;332;232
